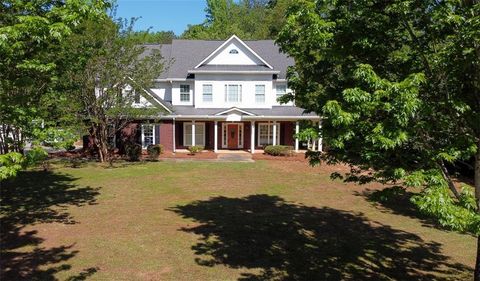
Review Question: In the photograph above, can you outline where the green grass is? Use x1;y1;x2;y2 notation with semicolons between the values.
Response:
0;160;475;280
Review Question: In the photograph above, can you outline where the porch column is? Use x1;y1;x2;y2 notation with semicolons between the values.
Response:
214;120;218;152
295;121;299;152
173;118;176;153
272;121;277;146
250;121;255;154
318;120;323;152
191;120;195;146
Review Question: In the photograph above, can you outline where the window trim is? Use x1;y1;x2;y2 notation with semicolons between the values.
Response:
183;122;206;147
257;122;280;146
141;124;155;148
202;84;213;102
180;84;191;102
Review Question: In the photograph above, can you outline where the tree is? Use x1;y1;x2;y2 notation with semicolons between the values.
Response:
0;0;109;154
276;0;480;278
128;30;177;44
63;18;167;162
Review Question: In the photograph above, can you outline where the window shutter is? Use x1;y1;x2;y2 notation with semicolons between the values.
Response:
155;124;160;145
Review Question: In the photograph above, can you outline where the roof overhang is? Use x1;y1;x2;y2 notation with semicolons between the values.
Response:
188;70;280;74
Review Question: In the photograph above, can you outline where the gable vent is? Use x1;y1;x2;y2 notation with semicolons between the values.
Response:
229;49;239;54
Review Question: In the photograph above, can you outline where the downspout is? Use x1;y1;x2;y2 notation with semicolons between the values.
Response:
172;117;176;153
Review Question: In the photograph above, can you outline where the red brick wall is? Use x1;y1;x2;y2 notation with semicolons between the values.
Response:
160;121;173;151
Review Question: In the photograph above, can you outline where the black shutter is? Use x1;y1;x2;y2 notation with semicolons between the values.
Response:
155;124;160;145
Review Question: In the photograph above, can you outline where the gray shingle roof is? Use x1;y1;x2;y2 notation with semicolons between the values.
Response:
149;39;294;79
171;106;317;117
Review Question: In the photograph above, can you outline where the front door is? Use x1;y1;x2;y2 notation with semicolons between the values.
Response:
227;124;238;149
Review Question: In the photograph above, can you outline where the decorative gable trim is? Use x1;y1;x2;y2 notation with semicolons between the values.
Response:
215;107;256;116
194;35;273;69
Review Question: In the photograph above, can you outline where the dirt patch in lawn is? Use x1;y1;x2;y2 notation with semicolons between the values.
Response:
159;151;218;160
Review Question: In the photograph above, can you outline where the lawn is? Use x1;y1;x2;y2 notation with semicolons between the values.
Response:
0;160;475;280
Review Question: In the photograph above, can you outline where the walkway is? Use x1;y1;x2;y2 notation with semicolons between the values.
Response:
216;150;254;162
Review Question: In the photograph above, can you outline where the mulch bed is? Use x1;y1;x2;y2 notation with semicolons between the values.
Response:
252;152;308;162
159;151;218;160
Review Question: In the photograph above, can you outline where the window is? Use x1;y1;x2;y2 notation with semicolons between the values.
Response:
229;49;239;54
180;85;190;102
258;123;280;146
276;85;287;101
142;124;155;148
255;85;265;103
183;122;205;146
224;84;242;103
203;84;213;102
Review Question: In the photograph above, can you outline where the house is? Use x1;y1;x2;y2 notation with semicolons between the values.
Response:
128;35;321;153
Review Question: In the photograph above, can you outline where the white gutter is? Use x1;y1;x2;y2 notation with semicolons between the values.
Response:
187;70;280;74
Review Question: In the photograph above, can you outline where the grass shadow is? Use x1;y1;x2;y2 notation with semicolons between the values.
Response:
170;194;471;280
1;171;100;280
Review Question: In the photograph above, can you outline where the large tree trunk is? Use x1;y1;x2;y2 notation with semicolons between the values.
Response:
438;159;461;200
474;140;480;281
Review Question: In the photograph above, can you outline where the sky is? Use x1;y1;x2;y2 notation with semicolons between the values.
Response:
115;0;207;35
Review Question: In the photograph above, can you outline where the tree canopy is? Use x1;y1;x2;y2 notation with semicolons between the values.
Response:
276;0;479;277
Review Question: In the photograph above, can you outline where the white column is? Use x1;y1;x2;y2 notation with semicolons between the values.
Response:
318;120;323;152
272;121;277;146
295;121;299;152
172;118;176;153
250;121;255;154
214;121;218;152
191;120;195;146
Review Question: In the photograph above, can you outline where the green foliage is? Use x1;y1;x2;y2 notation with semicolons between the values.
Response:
181;0;294;39
128;31;176;44
187;145;204;155
147;144;164;160
294;128;318;142
0;0;109;154
0;152;25;180
264;145;293;156
276;0;480;235
411;185;480;235
32;126;77;150
25;147;48;167
125;143;142;162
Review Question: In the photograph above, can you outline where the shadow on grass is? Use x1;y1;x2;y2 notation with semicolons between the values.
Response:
170;194;471;280
0;170;100;280
354;188;443;230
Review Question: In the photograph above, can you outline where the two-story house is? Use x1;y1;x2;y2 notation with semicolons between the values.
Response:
131;35;321;153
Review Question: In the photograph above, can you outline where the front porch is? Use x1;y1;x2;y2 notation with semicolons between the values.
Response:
172;120;323;154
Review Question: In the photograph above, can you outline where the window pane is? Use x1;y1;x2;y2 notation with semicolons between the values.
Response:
203;84;212;102
276;85;287;99
255;85;265;103
180;85;190;102
228;85;239;102
195;124;205;146
142;124;154;147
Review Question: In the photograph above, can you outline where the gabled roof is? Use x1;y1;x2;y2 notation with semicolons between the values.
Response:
194;35;273;69
148;37;294;80
214;107;256;116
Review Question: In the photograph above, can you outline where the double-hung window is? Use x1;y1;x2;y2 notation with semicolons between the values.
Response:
183;123;205;146
203;84;213;102
141;124;155;148
180;85;190;102
258;123;280;146
224;84;242;103
276;85;287;101
255;85;265;103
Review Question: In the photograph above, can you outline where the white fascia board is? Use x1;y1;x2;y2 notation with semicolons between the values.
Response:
188;70;280;74
215;107;255;116
194;35;274;69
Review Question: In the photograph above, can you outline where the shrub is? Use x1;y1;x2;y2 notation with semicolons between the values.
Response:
187;145;204;155
264;145;293;156
147;144;164;160
125;143;142;161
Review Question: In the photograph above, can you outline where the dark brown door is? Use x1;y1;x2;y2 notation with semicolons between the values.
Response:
227;124;238;149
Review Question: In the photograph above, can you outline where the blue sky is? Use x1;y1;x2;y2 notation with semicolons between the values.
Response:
115;0;207;35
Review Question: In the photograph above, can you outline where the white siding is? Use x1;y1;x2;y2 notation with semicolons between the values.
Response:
194;74;273;108
206;42;261;65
